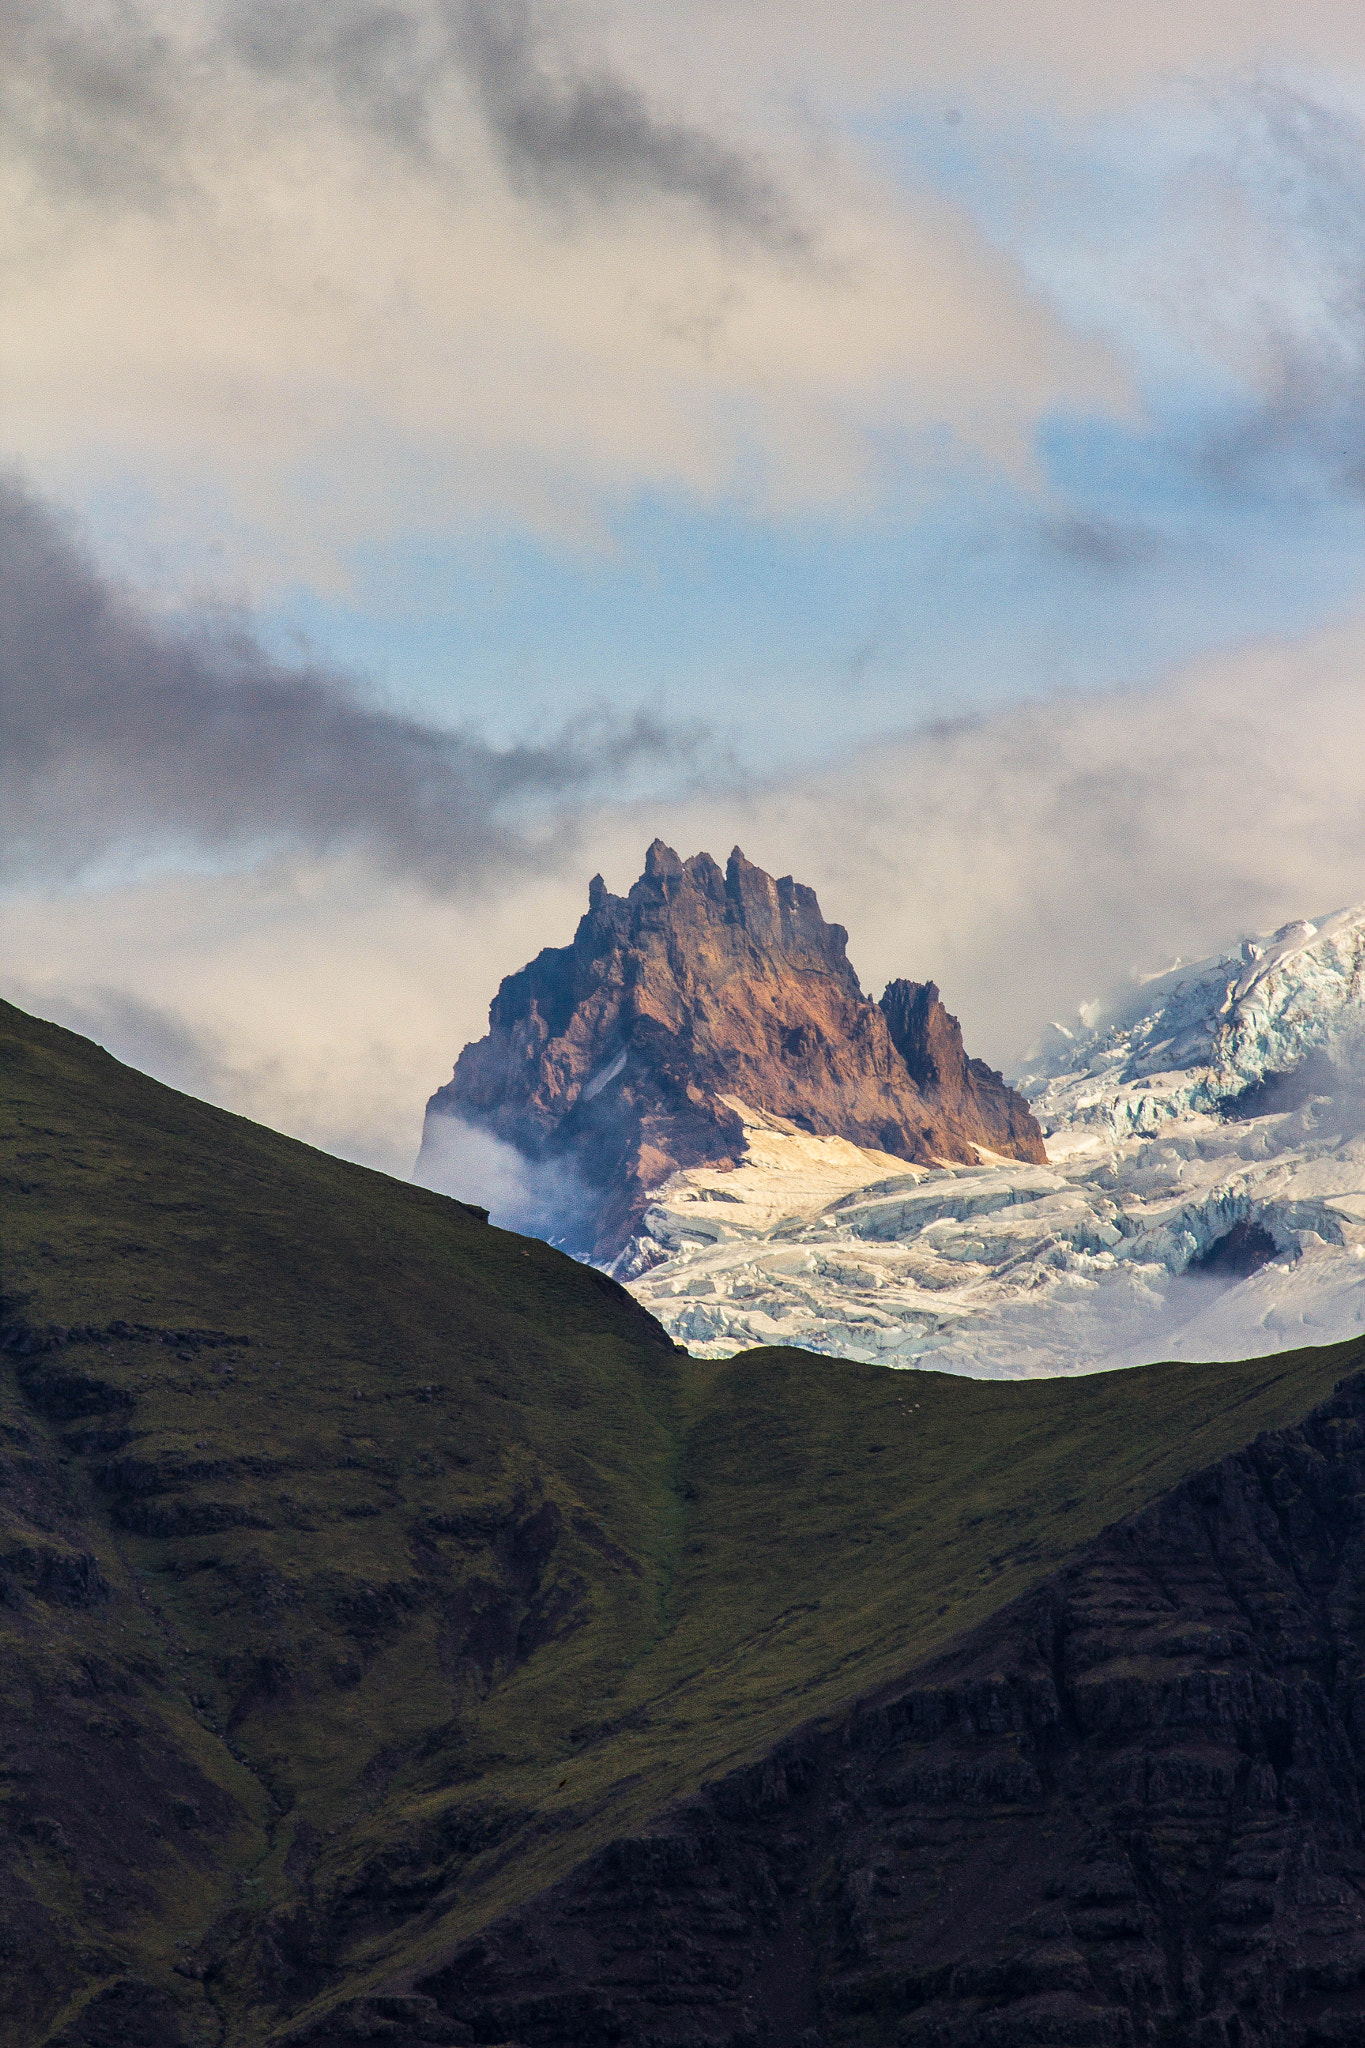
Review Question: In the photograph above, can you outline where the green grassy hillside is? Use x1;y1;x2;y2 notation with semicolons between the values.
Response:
3;996;1361;2046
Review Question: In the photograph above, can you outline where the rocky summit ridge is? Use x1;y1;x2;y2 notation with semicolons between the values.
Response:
422;842;1045;1260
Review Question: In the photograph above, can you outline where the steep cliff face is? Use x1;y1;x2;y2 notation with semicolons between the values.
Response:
881;979;1048;1167
340;1364;1365;2048
424;843;1044;1258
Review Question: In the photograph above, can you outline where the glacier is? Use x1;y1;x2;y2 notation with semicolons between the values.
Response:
619;905;1365;1377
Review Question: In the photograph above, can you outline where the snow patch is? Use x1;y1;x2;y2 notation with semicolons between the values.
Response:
581;1047;628;1103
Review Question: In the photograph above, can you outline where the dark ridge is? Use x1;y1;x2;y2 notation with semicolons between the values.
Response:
5;994;1364;2048
308;1367;1365;2048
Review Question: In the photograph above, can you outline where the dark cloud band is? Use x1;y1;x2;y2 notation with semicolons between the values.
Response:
0;475;686;887
5;0;808;250
454;0;805;247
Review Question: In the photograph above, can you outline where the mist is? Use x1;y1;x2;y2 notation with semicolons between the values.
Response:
413;1109;598;1246
644;616;1365;1069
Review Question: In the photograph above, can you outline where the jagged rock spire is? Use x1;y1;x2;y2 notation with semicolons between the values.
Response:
425;845;1044;1258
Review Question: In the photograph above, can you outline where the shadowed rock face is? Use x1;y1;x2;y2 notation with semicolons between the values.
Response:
424;843;1045;1259
881;979;1049;1170
308;1368;1365;2048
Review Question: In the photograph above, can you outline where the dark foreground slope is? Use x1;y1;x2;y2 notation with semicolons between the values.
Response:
2;999;1362;2048
418;1369;1365;2048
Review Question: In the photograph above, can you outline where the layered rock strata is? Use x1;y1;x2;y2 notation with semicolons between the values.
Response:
422;843;1044;1260
308;1361;1365;2048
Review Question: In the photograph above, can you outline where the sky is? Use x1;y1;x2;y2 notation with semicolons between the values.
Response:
4;0;1365;1180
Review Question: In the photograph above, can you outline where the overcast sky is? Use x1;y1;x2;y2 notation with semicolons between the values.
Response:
4;0;1365;1176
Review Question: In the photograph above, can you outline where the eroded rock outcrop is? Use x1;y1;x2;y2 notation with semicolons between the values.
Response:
881;979;1048;1169
423;843;1044;1258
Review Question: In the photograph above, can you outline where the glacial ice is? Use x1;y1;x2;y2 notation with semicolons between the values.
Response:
620;905;1365;1377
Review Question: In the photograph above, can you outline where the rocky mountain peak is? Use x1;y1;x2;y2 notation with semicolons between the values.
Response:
588;839;860;988
423;844;1045;1258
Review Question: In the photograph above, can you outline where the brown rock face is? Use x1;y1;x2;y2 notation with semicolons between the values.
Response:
882;978;1049;1167
423;842;1044;1258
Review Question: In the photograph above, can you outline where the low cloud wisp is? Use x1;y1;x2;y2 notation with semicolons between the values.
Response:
414;1110;597;1246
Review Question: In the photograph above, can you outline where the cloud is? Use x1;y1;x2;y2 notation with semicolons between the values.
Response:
612;611;1365;1067
1230;1008;1365;1136
452;0;807;249
231;0;807;245
0;0;192;207
0;474;689;886
0;0;1130;580
3;981;241;1105
5;0;807;249
3;5;1365;1222
6;608;1364;1178
998;76;1365;507
1186;82;1365;497
223;0;450;168
1033;514;1171;572
414;1108;597;1242
0;852;596;1177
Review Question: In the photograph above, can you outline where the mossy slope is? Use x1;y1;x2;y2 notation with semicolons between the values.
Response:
2;998;1360;2045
